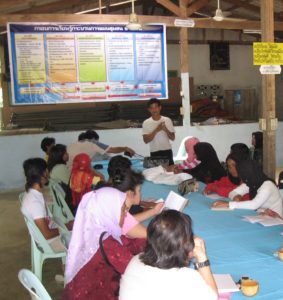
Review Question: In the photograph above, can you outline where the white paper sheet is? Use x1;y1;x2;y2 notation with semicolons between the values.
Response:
214;274;239;293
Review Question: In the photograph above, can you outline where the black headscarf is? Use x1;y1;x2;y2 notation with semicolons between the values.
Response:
236;160;273;199
189;142;226;183
226;153;243;185
252;131;263;149
230;143;250;160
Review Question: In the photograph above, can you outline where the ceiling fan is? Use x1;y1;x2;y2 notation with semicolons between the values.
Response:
126;0;157;31
196;0;245;22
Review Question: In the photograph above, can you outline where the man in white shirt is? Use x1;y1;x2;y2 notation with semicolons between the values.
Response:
67;131;136;167
142;98;175;165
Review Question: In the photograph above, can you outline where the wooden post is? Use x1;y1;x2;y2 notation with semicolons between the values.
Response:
179;0;191;126
261;0;276;178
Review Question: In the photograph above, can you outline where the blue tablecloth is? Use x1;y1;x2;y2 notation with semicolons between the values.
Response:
94;159;283;299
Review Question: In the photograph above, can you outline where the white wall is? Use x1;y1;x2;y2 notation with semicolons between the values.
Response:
1;122;283;190
167;44;261;91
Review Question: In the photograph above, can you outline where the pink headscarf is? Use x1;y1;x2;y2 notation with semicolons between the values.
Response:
65;187;126;284
185;137;199;163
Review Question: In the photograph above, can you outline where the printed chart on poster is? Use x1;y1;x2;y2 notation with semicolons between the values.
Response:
7;23;168;105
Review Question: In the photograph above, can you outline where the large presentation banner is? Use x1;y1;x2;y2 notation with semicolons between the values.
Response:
8;23;168;105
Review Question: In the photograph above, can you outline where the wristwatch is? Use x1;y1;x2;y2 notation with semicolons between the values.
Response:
194;259;210;270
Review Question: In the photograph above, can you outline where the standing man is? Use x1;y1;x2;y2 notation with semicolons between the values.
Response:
142;98;175;165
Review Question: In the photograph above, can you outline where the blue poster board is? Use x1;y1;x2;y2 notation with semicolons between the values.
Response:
8;23;168;105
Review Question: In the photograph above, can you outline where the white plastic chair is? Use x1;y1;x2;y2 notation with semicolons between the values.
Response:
174;136;193;162
49;179;74;223
23;215;66;282
18;269;52;300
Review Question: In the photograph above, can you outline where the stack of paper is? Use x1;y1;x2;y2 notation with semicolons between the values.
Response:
243;215;283;227
214;274;239;294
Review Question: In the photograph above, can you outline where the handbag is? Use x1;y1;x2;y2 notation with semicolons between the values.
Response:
143;156;169;168
178;178;196;196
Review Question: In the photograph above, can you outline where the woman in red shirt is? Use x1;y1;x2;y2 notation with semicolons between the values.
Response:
203;153;249;200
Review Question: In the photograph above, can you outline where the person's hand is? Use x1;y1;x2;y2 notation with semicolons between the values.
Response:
164;165;175;172
233;195;242;202
203;187;212;195
260;208;281;219
192;236;207;262
156;122;163;132
140;201;157;208
125;147;135;156
211;200;229;208
161;121;167;131
66;220;74;230
193;182;199;192
151;202;164;215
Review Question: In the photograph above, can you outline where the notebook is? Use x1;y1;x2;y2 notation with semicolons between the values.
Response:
163;191;189;211
214;274;239;293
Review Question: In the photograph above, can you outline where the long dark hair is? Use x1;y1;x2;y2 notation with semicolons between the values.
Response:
23;158;47;191
47;144;67;172
236;160;274;199
252;131;263;149
141;210;195;269
112;169;144;193
230;143;250;160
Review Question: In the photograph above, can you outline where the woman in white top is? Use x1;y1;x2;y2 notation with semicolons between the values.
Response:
119;210;218;300
212;160;283;218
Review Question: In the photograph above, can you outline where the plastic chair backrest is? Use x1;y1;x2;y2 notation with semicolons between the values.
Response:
18;269;52;300
175;136;193;161
19;192;25;204
60;232;71;251
24;215;54;253
49;179;74;222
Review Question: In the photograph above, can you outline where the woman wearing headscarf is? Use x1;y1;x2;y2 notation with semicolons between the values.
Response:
203;153;249;200
212;160;283;218
176;137;200;170
70;153;104;209
187;142;226;183
63;187;146;300
250;131;263;168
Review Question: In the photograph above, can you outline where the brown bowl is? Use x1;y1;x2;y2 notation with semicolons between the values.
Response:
241;279;259;297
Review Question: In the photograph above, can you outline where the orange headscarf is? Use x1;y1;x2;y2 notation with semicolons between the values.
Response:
70;153;94;207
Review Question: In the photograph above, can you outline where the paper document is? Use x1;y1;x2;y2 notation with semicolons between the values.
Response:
157;191;188;211
214;274;239;293
243;215;283;227
211;207;233;211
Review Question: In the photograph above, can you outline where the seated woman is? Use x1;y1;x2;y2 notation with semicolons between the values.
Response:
230;143;250;160
70;153;104;210
107;155;158;213
21;158;72;252
250;131;263;168
119;210;218;300
48;144;71;185
212;160;283;218
48;144;74;213
187;142;226;183
203;153;249;200
63;187;146;300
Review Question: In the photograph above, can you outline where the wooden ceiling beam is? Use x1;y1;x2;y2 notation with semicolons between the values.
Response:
0;0;61;14
222;0;260;13
10;0;91;14
223;0;282;20
1;14;283;31
180;0;193;6
187;0;211;17
156;0;181;16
